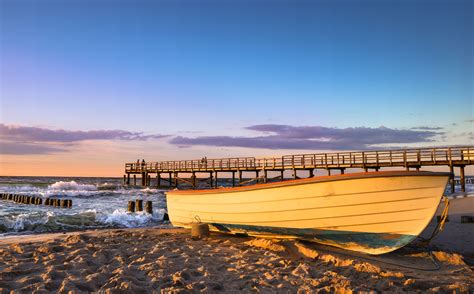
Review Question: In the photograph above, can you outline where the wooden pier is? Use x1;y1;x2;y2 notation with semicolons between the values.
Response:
124;146;474;193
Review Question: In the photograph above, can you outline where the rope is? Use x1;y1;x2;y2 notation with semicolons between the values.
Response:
419;196;450;245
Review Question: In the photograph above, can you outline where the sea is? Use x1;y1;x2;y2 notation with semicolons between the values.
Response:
0;176;472;237
0;176;169;237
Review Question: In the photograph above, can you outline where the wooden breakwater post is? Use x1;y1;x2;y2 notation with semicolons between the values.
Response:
136;199;143;212
1;194;53;207
128;201;136;212
43;198;72;208
126;199;151;213
145;201;153;214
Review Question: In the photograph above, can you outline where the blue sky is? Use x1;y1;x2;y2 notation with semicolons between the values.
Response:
0;0;472;175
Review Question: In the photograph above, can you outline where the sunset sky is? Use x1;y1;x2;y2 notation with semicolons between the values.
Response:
0;0;472;176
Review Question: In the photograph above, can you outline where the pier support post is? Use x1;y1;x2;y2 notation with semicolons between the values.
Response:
460;165;466;194
192;172;196;188
157;173;161;187
141;172;146;186
309;169;314;178
293;169;297;180
281;170;284;180
215;172;218;188
169;173;172;187
232;171;236;187
174;172;178;187
209;172;213;188
364;167;368;172
133;175;137;186
327;169;331;176
147;175;151;186
123;175;126;185
256;170;260;183
127;173;130;185
340;168;345;175
238;170;242;186
449;165;455;193
263;170;268;183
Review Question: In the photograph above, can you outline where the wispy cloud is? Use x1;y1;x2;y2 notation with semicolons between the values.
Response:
0;124;168;155
170;124;443;150
0;124;168;142
410;126;443;130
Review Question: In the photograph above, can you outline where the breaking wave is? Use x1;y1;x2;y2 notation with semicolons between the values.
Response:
49;181;98;191
0;208;168;235
97;208;166;228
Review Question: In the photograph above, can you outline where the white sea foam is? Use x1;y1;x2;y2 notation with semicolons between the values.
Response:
49;181;97;191
97;209;154;228
1;211;54;232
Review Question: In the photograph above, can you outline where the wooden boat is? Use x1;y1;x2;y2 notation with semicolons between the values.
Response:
166;171;449;255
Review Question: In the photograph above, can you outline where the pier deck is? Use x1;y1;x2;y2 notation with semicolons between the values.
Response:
124;146;473;193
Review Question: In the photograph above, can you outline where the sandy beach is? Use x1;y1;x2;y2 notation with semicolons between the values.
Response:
0;197;472;293
0;229;472;292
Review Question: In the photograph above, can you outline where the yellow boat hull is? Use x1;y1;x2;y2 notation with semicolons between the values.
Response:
166;171;449;254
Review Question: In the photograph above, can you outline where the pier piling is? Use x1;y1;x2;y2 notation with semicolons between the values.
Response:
460;166;466;193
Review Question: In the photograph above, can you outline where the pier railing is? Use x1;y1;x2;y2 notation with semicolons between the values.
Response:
125;146;473;173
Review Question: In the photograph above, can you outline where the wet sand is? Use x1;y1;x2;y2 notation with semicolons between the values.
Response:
0;197;473;293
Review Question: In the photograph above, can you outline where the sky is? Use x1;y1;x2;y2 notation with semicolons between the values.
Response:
0;0;472;176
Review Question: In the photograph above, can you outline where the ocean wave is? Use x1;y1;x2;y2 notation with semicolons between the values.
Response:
0;211;54;232
49;181;97;191
0;185;42;193
97;182;121;190
96;208;165;228
0;208;167;234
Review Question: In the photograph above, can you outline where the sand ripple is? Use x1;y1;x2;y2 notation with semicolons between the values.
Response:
0;228;472;293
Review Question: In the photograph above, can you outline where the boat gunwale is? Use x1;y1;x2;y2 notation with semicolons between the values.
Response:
166;171;450;195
